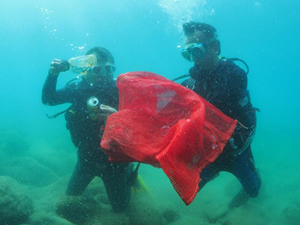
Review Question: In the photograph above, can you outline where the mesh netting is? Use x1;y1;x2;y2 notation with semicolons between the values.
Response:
101;71;237;205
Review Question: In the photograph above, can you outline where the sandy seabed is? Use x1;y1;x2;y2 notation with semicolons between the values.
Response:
0;130;300;225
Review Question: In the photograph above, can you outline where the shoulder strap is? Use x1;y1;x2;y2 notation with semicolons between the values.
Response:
46;105;72;119
220;57;249;75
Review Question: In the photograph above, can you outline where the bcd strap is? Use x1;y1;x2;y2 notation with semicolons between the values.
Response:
46;106;72;119
221;57;249;75
172;74;190;81
45;77;80;119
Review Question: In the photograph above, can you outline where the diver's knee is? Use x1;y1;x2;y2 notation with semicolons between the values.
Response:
248;189;259;198
244;178;261;198
110;192;131;213
247;180;261;198
111;203;128;213
247;167;262;198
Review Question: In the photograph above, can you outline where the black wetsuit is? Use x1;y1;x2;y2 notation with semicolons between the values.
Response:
182;59;261;197
42;73;133;212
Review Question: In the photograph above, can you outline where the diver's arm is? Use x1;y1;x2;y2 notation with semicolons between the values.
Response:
181;77;196;90
228;64;256;155
42;71;59;105
42;59;71;105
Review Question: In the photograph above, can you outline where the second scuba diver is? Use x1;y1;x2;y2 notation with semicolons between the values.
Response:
180;22;261;208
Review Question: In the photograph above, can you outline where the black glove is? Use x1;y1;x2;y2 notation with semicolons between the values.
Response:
49;59;70;75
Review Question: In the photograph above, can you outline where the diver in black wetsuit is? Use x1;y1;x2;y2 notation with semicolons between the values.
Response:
180;22;261;208
42;47;134;213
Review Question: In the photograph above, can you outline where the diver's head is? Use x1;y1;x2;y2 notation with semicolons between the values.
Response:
182;22;220;69
84;47;116;85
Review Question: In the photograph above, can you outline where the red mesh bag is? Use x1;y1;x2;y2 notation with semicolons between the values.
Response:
101;72;237;205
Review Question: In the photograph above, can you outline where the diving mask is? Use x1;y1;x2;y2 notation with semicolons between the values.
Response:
89;64;116;76
181;43;207;62
85;64;116;85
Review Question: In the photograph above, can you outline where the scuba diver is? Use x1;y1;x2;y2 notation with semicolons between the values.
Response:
179;22;261;208
42;47;137;213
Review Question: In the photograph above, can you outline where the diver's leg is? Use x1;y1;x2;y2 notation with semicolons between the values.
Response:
101;163;132;213
199;159;222;191
66;157;95;195
229;146;261;208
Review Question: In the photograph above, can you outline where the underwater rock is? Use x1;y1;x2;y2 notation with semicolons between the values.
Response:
281;205;300;225
29;211;74;225
126;193;166;225
29;144;76;177
56;195;101;225
202;202;228;223
93;193;110;205
55;177;128;225
0;176;34;225
54;176;167;225
82;177;108;204
0;157;59;187
222;204;271;225
168;216;212;225
27;176;69;213
162;208;181;224
87;211;130;225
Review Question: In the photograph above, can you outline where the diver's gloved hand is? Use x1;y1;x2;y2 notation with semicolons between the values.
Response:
229;138;238;150
49;59;70;76
95;104;117;121
89;104;118;122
